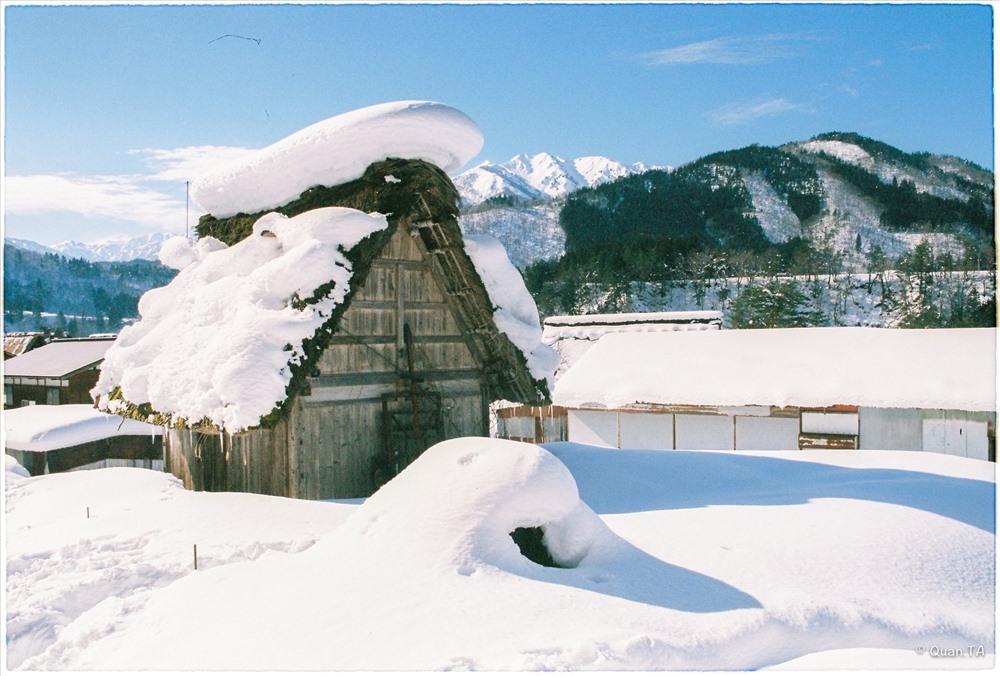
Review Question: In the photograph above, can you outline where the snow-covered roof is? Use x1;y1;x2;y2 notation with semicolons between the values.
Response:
464;235;558;389
4;404;161;452
544;311;722;328
543;311;722;380
94;103;551;431
553;327;996;412
4;338;115;379
3;332;45;359
191;101;483;219
93;209;390;432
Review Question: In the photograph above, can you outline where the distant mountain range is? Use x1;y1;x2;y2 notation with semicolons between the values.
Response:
453;152;659;205
4;233;173;263
5;134;993;335
460;134;994;272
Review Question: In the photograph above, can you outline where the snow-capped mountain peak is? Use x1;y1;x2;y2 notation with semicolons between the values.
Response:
5;233;175;263
50;233;175;262
454;152;657;206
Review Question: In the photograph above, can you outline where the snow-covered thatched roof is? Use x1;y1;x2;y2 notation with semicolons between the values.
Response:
553;327;996;412
93;102;554;433
190;100;484;219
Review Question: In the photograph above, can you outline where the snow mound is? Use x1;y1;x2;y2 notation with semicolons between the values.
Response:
191;101;484;218
4;404;161;452
93;207;389;432
463;234;559;388
337;437;611;572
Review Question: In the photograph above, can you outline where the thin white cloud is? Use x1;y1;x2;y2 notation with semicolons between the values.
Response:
709;97;814;126
130;145;256;182
4;174;186;230
639;33;820;66
3;146;257;239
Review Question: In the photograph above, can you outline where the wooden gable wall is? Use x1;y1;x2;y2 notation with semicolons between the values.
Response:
164;222;490;500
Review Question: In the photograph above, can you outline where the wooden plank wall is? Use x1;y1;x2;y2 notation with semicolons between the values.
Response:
166;223;491;500
9;434;161;476
291;225;488;499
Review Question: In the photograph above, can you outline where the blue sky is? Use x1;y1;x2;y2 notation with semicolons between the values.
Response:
2;2;994;245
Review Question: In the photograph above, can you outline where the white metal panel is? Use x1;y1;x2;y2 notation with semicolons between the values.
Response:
964;419;990;461
923;412;991;460
500;416;535;439
618;412;673;450
736;416;800;450
801;412;859;436
567;410;618;448
859;407;923;451
675;414;734;451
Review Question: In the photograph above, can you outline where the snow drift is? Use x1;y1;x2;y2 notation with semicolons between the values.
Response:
7;438;992;670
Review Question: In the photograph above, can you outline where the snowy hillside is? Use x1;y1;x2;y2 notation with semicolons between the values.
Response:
459;200;565;268
5;439;994;670
452;153;654;268
3;238;57;257
454;152;654;205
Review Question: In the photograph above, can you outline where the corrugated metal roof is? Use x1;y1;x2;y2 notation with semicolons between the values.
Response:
3;338;115;378
3;333;45;358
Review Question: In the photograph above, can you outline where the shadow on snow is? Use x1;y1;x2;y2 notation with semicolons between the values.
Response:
513;538;764;613
544;443;995;533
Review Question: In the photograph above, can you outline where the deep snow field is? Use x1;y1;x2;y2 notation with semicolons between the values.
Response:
4;438;995;671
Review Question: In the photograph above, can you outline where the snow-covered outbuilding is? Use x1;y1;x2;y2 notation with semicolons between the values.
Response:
494;311;723;445
93;101;555;499
553;327;996;461
4;404;162;476
4;332;45;360
4;336;116;408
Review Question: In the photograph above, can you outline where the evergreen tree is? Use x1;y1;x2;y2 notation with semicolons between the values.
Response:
728;279;825;328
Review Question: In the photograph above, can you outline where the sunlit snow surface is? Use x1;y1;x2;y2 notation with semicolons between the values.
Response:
190;101;484;218
5;439;994;670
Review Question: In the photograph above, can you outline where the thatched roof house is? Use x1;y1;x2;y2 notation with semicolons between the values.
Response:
93;102;555;499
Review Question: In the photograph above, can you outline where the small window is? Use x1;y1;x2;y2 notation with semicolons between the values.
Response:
46;388;61;406
3;385;12;407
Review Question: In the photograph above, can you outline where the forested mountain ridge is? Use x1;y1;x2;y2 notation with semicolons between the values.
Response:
459;133;993;285
524;132;995;327
559;133;992;255
3;246;176;336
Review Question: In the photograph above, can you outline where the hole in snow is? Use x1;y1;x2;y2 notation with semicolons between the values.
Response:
509;526;573;569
